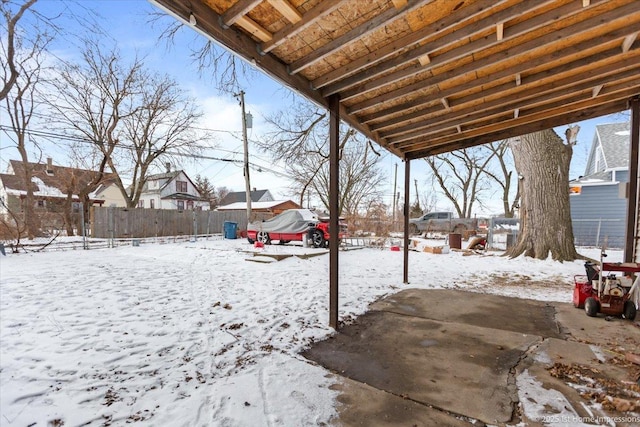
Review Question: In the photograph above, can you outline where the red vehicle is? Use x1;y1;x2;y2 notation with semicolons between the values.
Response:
573;250;638;320
246;209;346;248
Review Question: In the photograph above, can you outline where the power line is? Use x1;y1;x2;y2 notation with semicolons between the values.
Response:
0;125;291;178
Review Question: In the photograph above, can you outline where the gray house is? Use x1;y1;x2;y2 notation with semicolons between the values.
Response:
569;122;630;248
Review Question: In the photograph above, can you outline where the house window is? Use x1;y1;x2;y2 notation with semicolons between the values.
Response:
150;199;155;209
176;180;188;193
187;200;194;210
138;200;144;208
36;200;45;208
177;200;185;210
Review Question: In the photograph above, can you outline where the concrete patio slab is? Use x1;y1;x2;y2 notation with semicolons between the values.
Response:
302;289;640;426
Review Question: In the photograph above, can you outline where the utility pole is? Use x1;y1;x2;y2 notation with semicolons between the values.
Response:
235;90;252;222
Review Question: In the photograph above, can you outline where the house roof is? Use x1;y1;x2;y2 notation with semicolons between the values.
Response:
161;192;208;201
1;160;116;199
151;0;640;160
595;122;631;169
219;189;271;205
571;170;613;185
142;171;183;193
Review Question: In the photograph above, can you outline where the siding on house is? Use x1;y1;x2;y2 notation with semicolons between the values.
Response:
570;184;627;248
570;122;631;248
138;170;208;210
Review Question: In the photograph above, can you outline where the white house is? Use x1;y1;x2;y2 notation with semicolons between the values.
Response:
137;167;208;211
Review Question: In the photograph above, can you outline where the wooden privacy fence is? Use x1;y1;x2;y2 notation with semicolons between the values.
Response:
90;207;271;239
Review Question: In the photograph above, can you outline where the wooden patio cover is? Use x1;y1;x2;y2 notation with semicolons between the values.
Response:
151;0;640;327
151;0;638;159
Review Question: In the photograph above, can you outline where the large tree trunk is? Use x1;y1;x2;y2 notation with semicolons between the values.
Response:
505;129;579;261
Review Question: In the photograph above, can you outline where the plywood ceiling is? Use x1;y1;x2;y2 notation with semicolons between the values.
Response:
151;0;640;159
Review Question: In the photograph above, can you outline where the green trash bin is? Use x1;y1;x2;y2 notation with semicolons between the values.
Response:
223;221;237;239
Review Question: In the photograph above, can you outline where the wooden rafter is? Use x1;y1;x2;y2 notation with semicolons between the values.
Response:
348;9;640;115
371;50;640;133
235;15;272;42
336;0;618;102
394;87;637;152
366;42;640;134
266;0;302;24
313;0;507;90
262;0;341;53
221;0;262;26
383;71;640;143
288;0;430;75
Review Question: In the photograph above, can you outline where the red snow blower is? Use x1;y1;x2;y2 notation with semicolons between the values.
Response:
573;249;638;320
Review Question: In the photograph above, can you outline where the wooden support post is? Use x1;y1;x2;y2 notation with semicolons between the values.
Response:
625;96;639;263
329;93;340;329
403;159;410;284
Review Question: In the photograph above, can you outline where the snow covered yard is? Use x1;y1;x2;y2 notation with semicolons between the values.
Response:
0;238;619;426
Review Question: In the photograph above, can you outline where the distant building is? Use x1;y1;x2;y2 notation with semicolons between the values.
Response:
569;122;630;248
0;158;123;230
137;164;209;210
218;189;274;206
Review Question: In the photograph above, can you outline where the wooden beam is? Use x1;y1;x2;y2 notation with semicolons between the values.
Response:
262;0;341;53
441;97;450;109
418;53;431;66
380;70;640;145
622;32;638;52
289;0;430;75
395;88;636;152
364;40;640;128
266;0;302;24
376;54;640;143
393;0;408;8
323;0;561;97
583;0;591;6
222;0;262;26
382;68;640;143
348;9;640;114
236;15;272;42
496;22;504;40
312;0;505;90
515;73;521;86
405;100;629;159
592;84;604;97
340;0;619;103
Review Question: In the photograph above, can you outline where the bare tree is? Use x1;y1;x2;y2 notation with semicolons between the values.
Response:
0;0;38;101
505;128;579;261
424;147;497;218
484;140;520;218
257;102;386;217
149;11;256;94
47;40;209;208
313;137;385;217
1;0;56;238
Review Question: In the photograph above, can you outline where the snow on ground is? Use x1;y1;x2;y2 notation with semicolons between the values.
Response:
0;237;622;426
